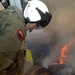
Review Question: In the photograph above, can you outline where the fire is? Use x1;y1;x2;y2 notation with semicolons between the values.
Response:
59;40;75;64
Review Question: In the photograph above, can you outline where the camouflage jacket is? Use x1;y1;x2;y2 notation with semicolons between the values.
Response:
0;6;25;75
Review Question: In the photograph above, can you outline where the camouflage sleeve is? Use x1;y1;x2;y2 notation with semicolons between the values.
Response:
0;21;25;72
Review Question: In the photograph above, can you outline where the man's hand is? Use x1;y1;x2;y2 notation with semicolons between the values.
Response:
25;23;37;32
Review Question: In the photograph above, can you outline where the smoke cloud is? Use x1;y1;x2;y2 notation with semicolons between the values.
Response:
41;0;75;70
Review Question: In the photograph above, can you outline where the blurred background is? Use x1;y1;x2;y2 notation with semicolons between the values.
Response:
26;0;75;68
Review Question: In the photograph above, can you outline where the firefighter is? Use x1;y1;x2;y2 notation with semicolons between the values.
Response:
24;0;52;32
0;0;52;75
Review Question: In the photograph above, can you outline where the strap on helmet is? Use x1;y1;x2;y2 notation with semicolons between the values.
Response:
36;7;52;27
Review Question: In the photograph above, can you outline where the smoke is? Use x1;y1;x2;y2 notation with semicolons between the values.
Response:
48;64;74;75
41;0;75;70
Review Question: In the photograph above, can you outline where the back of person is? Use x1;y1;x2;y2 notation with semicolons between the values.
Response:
0;6;25;75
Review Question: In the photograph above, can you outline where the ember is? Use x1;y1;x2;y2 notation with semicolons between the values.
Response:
48;64;74;75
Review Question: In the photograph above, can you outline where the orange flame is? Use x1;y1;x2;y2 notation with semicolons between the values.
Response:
59;40;75;64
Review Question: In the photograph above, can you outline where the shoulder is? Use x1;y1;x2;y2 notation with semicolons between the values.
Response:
8;6;24;22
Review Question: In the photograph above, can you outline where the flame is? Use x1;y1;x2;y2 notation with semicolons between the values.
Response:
59;40;75;64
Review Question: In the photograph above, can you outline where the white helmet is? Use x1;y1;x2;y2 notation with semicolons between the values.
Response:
24;0;52;28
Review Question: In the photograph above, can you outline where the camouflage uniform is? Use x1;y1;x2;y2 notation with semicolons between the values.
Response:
0;6;25;75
